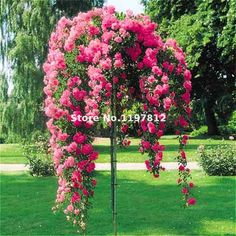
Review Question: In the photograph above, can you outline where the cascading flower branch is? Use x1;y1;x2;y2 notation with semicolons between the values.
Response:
43;5;196;232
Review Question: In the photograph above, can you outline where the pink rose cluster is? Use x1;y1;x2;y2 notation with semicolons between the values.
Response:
43;5;195;231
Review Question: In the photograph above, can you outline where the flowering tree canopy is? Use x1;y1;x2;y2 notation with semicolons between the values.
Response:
43;6;195;232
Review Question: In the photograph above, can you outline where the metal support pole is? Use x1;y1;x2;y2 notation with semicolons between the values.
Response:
110;80;117;236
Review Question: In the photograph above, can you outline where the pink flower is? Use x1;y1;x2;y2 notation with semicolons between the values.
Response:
111;77;118;85
91;179;97;186
179;165;185;171
82;189;89;196
71;192;81;203
182;188;188;195
72;170;82;182
187;198;196;205
184;70;192;80
126;43;141;61
155;152;163;161
86;162;95;173
189;182;194;188
74;209;80;215
56;164;64;176
161;75;169;84
114;36;122;43
58;132;69;141
147;122;156;134
141;140;151;150
152;143;160;152
72;88;87;101
105;83;112;91
154;85;163;96
99;58;112;70
64;156;75;168
182;92;190;104
81;144;93;155
121;124;129;133
89;151;99;161
77;160;88;171
183;81;192;91
180;150;186;159
73;132;87;144
182;135;189;145
67;204;74;212
145;160;151;171
163;97;172;111
140;120;148;132
157;130;163;137
152;66;162;76
89;26;100;36
66;142;77;152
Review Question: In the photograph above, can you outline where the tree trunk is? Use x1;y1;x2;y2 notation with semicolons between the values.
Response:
205;100;218;135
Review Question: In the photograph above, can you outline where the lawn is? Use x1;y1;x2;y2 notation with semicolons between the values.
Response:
0;170;235;235
0;137;234;164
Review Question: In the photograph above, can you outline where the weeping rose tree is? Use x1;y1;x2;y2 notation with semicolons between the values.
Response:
43;6;196;232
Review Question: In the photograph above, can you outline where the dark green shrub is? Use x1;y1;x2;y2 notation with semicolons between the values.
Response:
219;111;236;136
23;134;55;177
190;126;208;137
0;135;6;143
198;142;236;176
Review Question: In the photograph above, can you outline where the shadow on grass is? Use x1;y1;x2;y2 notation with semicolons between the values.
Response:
0;171;235;235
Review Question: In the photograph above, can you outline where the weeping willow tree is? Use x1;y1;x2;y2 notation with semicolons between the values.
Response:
0;0;104;142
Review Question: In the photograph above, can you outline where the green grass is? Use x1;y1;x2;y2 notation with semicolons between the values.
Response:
0;137;234;164
0;171;235;235
0;144;26;164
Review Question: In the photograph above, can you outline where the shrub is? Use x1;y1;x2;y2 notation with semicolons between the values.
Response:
0;135;6;144
190;126;208;137
23;135;55;177
219;111;236;136
198;142;236;176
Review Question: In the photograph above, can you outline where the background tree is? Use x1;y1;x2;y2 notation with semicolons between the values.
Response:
143;0;236;135
0;0;104;142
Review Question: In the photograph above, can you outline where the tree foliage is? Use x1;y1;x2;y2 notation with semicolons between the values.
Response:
143;0;236;135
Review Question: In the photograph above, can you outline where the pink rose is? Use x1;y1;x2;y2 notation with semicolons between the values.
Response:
82;189;89;196
187;198;196;205
183;81;192;91
91;179;97;186
73;132;87;144
141;140;151;150
145;160;151;171
182;188;188;195
184;70;192;80
152;66;162;76
179;165;185;171
86;162;95;173
64;156;75;168
140;120;148;132
71;192;81;203
67;204;74;212
72;170;82;182
121;124;129;133
189;182;194;188
163;97;172;111
180;150;186;159
147;122;156;134
66;142;77;152
81;144;93;155
72;88;87;101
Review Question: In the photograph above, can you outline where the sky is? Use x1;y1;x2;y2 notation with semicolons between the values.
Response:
105;0;144;14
